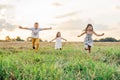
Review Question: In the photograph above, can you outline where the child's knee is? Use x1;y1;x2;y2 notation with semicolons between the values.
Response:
36;43;39;45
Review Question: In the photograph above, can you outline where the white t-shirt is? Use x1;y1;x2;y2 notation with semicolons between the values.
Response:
28;28;43;38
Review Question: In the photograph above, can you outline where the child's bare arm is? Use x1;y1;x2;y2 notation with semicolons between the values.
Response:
93;31;104;36
50;38;56;42
19;26;29;30
61;37;67;41
77;32;86;37
42;27;52;30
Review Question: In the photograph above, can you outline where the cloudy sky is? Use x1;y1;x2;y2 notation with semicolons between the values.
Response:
0;0;120;41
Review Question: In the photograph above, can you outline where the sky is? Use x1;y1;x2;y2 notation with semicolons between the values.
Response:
0;0;120;41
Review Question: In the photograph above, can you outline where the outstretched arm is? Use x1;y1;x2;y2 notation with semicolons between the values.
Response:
50;37;56;42
42;27;52;30
61;37;67;41
77;32;86;37
19;26;29;30
93;31;104;36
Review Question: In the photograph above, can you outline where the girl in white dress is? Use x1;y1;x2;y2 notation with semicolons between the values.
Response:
50;32;67;50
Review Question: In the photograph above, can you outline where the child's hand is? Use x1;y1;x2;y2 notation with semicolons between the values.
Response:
49;27;52;29
19;26;23;29
77;35;80;37
102;33;104;36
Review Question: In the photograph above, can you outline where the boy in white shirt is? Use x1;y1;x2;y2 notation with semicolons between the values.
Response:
19;22;52;52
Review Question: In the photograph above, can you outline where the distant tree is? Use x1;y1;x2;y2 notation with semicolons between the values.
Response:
39;38;43;42
11;38;16;41
100;37;118;42
44;40;48;42
118;39;120;42
27;37;32;42
16;36;24;41
94;37;118;42
93;40;98;42
5;36;11;41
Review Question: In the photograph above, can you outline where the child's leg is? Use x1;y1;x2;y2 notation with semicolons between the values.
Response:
32;38;36;49
60;48;62;50
35;38;40;51
88;45;91;53
85;45;88;50
85;48;88;50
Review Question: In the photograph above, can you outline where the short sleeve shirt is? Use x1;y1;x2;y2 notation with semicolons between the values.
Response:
28;28;43;38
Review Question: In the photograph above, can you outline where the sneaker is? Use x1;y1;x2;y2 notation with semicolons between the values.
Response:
33;46;35;49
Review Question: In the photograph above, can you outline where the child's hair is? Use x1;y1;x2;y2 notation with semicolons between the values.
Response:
56;32;61;38
85;24;93;32
35;22;39;24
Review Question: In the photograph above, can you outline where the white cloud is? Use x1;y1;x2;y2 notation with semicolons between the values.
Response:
116;5;120;10
52;2;63;7
94;24;109;31
0;3;16;31
0;19;16;31
55;18;110;32
55;11;80;19
56;18;83;30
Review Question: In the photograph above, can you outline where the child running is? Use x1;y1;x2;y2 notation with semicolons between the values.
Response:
77;24;104;53
19;22;52;52
50;32;67;50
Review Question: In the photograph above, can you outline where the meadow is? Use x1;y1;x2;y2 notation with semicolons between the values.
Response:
0;42;120;80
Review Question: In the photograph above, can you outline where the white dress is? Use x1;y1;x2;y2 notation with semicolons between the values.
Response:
55;37;62;49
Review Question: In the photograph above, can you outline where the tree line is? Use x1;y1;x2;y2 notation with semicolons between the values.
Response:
2;36;120;42
5;36;43;42
94;37;120;42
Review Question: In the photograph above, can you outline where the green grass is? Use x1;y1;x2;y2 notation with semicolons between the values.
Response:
0;42;120;80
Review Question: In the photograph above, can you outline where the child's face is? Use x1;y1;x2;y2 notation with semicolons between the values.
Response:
58;33;61;37
34;24;39;28
87;26;93;31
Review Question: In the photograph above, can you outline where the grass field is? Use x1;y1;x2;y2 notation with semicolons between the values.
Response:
0;42;120;80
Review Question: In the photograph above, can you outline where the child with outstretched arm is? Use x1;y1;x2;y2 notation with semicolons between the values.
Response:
77;24;104;53
50;32;67;50
19;22;52;52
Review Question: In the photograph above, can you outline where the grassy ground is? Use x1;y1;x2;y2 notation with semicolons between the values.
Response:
0;42;120;80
